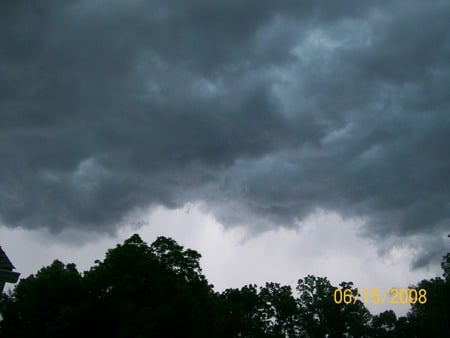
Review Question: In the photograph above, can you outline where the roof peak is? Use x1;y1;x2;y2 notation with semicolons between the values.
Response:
0;246;15;270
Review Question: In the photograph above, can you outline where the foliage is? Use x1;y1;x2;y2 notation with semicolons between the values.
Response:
369;310;397;338
0;260;83;337
296;276;371;337
0;234;448;337
405;277;449;337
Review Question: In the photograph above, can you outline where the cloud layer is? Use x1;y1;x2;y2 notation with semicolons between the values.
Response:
1;0;449;266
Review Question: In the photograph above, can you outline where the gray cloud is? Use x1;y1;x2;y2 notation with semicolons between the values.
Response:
1;0;449;266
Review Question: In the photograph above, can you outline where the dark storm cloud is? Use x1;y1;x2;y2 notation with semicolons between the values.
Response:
1;1;449;264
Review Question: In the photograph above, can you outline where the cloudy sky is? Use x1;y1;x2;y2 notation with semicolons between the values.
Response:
1;0;449;316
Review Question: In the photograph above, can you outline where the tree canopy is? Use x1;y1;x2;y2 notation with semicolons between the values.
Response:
1;234;448;337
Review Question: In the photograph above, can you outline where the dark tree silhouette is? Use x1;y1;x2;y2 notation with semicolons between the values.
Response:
1;235;217;337
80;234;218;337
0;260;83;337
216;284;266;337
0;234;448;337
394;253;450;338
296;276;371;337
369;310;397;337
259;282;299;337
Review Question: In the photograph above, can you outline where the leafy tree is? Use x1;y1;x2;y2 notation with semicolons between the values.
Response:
217;284;266;337
2;233;446;337
393;315;417;338
394;252;450;338
404;256;450;338
0;260;83;337
442;253;450;282
0;235;218;338
81;234;217;337
296;275;371;337
259;282;299;337
149;236;204;283
370;310;397;337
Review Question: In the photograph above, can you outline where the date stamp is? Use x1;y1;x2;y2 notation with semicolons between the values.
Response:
333;288;427;305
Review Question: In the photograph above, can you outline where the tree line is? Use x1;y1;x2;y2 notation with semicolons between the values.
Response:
0;234;449;337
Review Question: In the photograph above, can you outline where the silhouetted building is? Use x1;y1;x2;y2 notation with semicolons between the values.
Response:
0;246;20;293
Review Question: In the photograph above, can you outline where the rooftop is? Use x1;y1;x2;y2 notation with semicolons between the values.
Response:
0;246;15;270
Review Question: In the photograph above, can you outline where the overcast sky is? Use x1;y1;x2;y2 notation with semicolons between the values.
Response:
1;0;449;316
